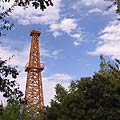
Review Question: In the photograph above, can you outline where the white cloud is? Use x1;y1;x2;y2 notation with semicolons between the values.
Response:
73;0;115;16
43;73;73;105
73;40;81;46
42;77;57;105
88;8;102;14
2;0;62;25
50;18;77;34
72;33;84;46
45;73;74;82
41;47;63;59
51;49;63;59
53;31;61;37
0;37;63;65
0;45;29;67
88;7;116;15
82;0;106;6
2;1;85;45
72;1;81;10
59;19;77;34
50;18;84;45
70;33;82;39
88;20;120;60
72;0;106;11
41;47;50;57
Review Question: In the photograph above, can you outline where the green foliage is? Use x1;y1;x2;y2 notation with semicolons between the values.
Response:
0;100;44;120
54;84;68;103
44;57;120;120
0;58;23;102
0;100;22;120
3;0;53;11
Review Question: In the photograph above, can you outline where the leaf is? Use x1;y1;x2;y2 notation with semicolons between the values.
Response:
32;2;40;9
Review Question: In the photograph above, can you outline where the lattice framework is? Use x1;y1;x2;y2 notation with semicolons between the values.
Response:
25;30;44;113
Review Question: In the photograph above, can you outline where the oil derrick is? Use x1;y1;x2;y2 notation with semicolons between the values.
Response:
24;30;44;114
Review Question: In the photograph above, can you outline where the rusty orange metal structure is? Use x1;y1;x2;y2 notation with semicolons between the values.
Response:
25;30;44;113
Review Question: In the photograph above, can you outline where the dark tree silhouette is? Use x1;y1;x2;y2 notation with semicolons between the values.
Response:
0;58;23;102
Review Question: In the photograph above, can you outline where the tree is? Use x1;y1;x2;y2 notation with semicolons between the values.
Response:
0;0;53;36
0;100;45;120
0;58;26;119
44;56;120;120
0;100;22;120
0;58;23;102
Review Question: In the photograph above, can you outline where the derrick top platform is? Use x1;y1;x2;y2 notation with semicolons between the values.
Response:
30;30;41;36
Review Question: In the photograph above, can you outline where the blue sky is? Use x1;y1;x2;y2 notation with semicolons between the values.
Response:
0;0;120;105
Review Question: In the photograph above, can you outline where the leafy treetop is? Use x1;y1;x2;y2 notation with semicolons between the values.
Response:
44;56;120;120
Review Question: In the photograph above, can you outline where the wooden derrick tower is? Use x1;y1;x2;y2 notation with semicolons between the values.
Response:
25;30;44;113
